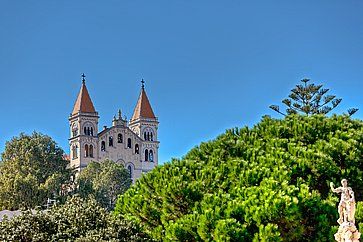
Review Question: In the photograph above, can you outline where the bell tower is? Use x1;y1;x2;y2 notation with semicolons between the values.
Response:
69;74;99;170
129;80;159;164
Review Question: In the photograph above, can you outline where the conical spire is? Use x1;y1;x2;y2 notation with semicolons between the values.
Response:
131;80;156;121
71;74;96;115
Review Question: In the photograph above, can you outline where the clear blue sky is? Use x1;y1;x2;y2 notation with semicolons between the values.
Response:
1;1;363;163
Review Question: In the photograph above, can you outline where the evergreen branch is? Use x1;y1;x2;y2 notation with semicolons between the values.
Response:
269;105;286;116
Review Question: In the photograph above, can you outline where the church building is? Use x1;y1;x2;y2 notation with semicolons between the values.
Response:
68;74;159;182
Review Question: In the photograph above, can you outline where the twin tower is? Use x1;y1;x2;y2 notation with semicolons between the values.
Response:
68;75;159;181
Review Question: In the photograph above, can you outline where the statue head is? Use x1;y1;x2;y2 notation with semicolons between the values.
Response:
341;179;348;187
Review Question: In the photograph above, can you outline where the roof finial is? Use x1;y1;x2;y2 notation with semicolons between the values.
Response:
118;109;122;119
141;79;145;89
81;73;86;84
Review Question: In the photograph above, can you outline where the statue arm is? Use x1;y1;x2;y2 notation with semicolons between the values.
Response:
350;189;355;202
330;182;342;193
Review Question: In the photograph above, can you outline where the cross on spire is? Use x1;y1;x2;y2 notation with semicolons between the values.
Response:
81;73;86;84
141;79;145;89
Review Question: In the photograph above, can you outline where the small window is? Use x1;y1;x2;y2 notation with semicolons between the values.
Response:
149;150;154;162
85;144;89;157
84;127;87;135
145;149;149;161
144;132;147;140
72;145;78;159
135;144;139;154
89;145;93;158
101;141;106;151
150;133;153;141
90;127;94;136
127;138;132;148
118;133;123;143
127;165;132;178
109;136;113;147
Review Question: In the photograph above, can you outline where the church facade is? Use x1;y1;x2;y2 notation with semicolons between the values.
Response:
68;75;159;182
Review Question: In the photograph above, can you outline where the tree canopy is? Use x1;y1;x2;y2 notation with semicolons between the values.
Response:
0;132;73;210
0;196;152;242
77;160;132;210
115;115;363;241
270;79;358;116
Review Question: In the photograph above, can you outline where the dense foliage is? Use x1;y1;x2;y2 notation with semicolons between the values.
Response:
77;160;132;210
270;79;358;116
0;132;73;210
0;196;151;241
115;115;363;241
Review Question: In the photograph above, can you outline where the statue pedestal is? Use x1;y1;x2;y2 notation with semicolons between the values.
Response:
335;222;361;242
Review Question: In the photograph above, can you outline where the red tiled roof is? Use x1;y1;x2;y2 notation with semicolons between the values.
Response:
131;87;156;120
63;154;70;161
72;82;96;115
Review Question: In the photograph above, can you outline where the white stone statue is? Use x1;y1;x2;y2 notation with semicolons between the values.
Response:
331;179;360;242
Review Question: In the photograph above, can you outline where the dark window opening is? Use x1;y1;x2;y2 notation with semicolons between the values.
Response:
118;133;123;143
101;141;106;151
89;145;93;158
135;144;139;154
149;150;154;162
145;149;149;161
127;165;132;178
85;144;89;157
127;138;132;148
109;136;113;147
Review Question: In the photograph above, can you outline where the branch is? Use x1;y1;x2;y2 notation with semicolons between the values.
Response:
348;108;359;116
269;105;286;116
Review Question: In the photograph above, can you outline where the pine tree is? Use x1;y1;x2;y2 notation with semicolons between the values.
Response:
269;79;358;116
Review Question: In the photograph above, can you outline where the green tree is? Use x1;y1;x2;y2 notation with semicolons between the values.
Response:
269;79;358;116
77;160;132;210
0;196;152;241
0;132;73;210
115;115;363;241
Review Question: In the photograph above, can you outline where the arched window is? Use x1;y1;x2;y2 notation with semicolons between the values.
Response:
143;128;154;141
127;165;132;178
85;144;89;157
127;138;132;148
72;124;78;137
135;144;139;154
109;136;113;147
101;141;106;151
149;150;154;162
72;145;78;159
72;123;78;137
145;149;149;161
118;133;123;143
83;124;94;136
89;145;93;158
